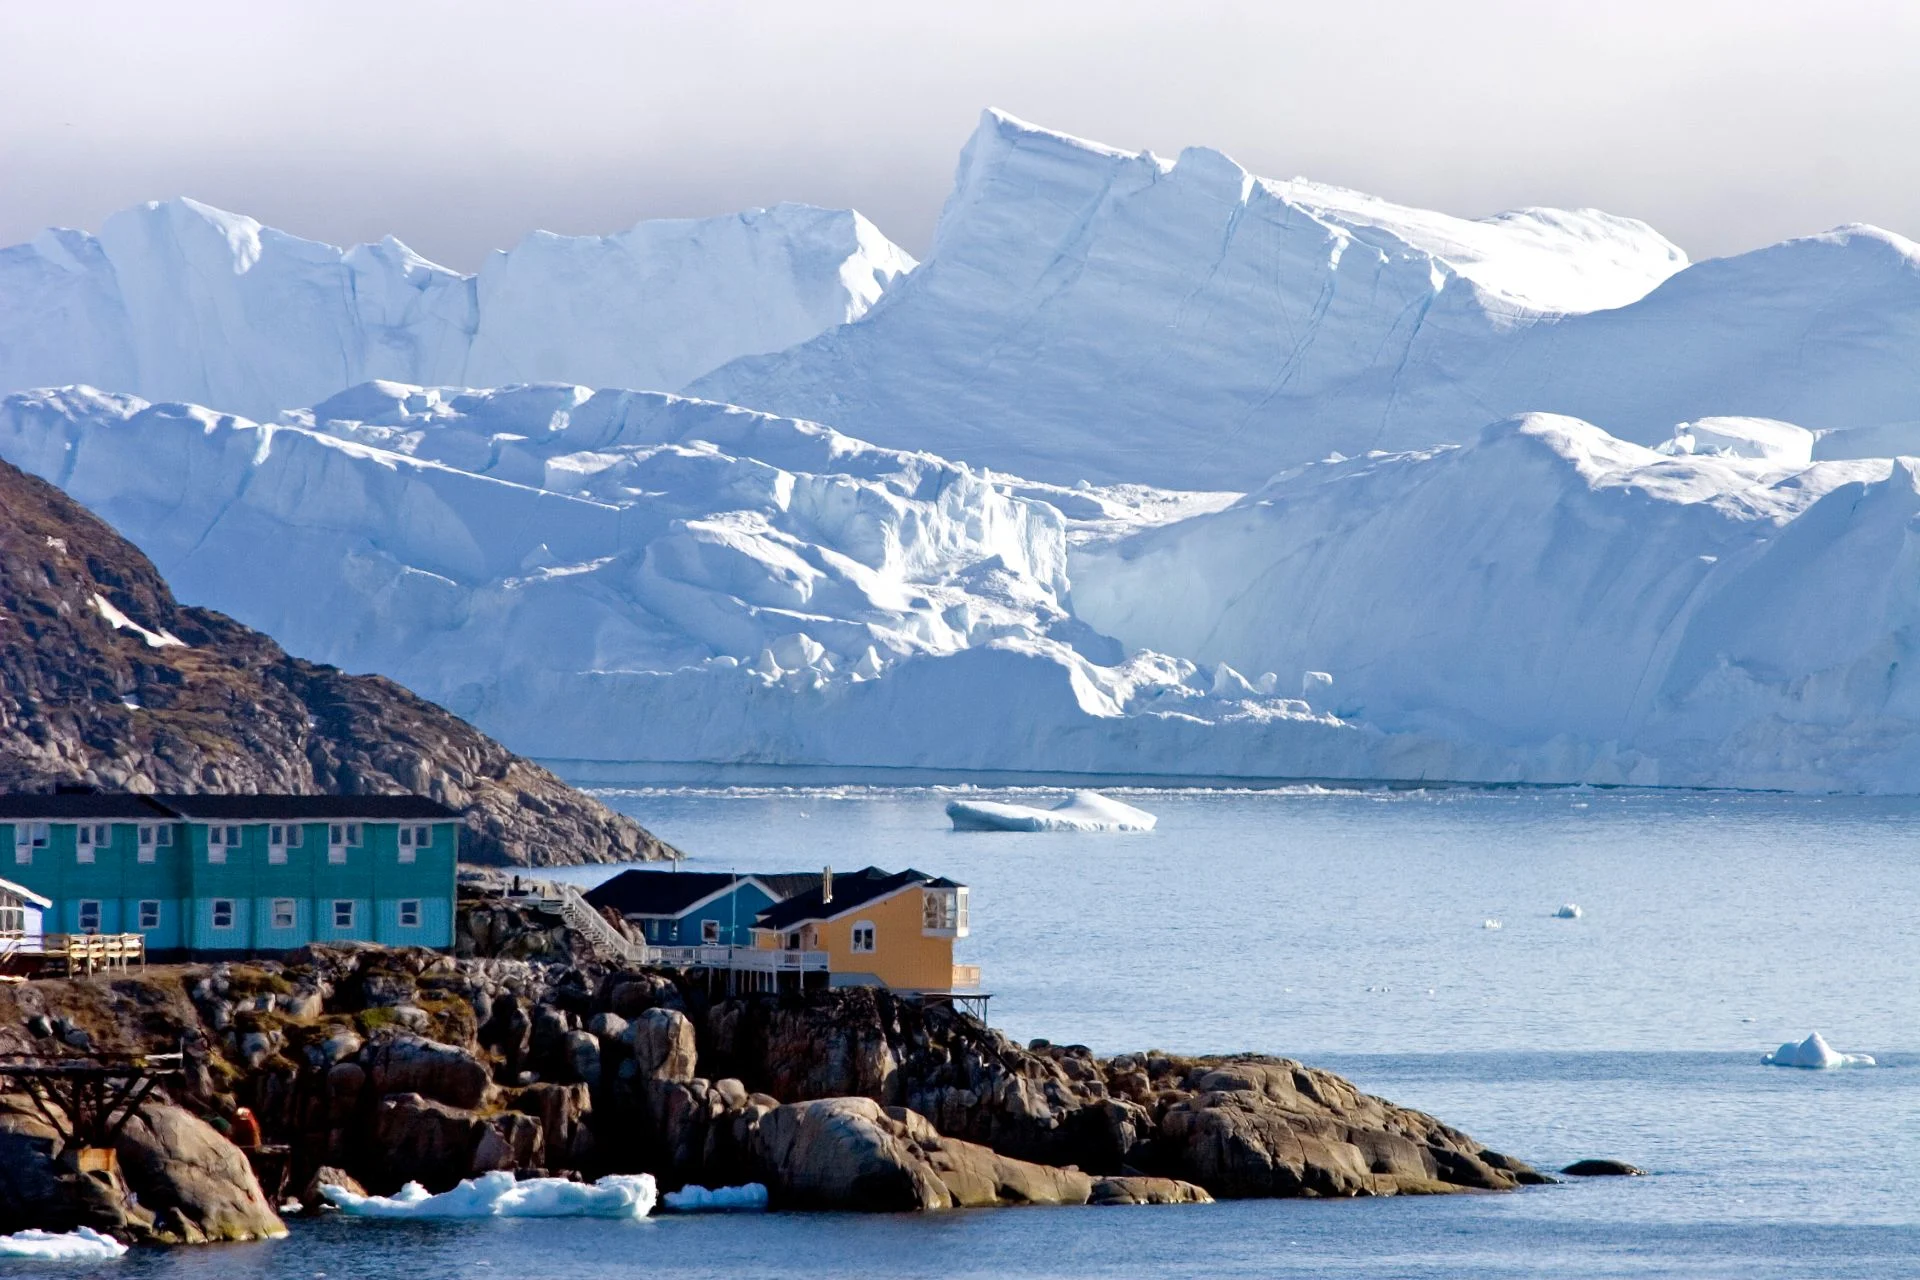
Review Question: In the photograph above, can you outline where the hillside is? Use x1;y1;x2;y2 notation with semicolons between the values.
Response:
0;455;672;865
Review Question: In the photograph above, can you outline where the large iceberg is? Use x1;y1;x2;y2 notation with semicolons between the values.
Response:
0;198;912;421
322;1171;657;1218
696;112;1920;489
0;1227;128;1260
946;791;1157;832
1762;1033;1876;1069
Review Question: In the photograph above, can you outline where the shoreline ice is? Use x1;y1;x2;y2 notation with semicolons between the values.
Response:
323;1171;657;1219
0;1227;128;1260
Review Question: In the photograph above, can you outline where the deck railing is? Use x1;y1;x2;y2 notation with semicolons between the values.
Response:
950;963;982;990
42;933;145;975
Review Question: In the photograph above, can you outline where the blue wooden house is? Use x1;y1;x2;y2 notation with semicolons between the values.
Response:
584;869;820;947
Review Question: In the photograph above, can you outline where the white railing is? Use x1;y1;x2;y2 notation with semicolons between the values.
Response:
554;886;647;967
643;943;828;973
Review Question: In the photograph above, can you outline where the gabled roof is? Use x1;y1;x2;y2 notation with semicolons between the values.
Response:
155;795;459;821
0;876;51;909
756;871;825;900
585;870;767;918
0;794;178;820
754;866;960;931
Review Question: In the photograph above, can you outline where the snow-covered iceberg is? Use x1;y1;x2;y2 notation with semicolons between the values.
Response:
946;791;1157;832
0;197;912;421
322;1171;657;1218
1762;1032;1876;1069
0;1227;128;1260
661;1182;769;1212
697;113;1920;490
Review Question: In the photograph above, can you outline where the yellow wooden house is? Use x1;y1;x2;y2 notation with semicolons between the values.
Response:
750;866;981;1009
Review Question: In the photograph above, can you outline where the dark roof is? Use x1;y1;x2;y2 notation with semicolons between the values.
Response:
155;795;459;821
0;795;178;820
757;871;824;900
584;870;761;917
755;867;956;931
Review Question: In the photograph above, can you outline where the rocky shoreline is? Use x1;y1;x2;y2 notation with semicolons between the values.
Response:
0;929;1551;1245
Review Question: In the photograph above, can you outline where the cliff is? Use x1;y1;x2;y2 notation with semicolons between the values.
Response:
0;456;670;865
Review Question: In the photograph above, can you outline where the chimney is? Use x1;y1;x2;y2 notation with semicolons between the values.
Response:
822;866;833;904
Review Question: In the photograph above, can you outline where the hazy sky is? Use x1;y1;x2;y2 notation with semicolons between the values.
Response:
3;1;1916;269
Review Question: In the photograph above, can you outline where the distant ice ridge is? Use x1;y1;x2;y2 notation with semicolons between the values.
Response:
322;1171;657;1218
1763;1033;1876;1069
946;791;1157;832
0;197;912;420
661;1182;769;1212
18;387;1920;790
0;1227;128;1260
696;111;1920;489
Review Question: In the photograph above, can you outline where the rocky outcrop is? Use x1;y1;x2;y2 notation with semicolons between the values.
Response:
746;1098;1091;1211
114;1104;286;1244
1089;1176;1213;1206
0;457;672;866
363;1034;491;1110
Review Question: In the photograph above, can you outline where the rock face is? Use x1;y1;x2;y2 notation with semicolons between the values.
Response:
0;952;1543;1225
0;457;671;866
113;1103;286;1243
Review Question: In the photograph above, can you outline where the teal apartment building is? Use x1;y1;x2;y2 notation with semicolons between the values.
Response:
0;793;460;958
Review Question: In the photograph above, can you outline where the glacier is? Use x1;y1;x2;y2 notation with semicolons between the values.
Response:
0;197;912;421
13;386;1920;790
694;111;1920;490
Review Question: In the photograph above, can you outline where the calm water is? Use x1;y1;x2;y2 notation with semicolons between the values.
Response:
38;788;1920;1278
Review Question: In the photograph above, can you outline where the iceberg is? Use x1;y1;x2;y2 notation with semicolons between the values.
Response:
1554;904;1583;920
946;791;1157;832
1762;1032;1876;1069
661;1182;770;1212
322;1171;657;1219
0;198;913;421
0;1227;128;1260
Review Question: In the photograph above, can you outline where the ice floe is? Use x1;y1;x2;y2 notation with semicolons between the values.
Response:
946;791;1157;832
322;1170;657;1218
0;1227;128;1260
1554;904;1583;919
1762;1032;1876;1069
661;1182;769;1212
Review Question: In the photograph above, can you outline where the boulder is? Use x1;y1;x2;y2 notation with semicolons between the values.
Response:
372;1093;488;1191
363;1034;490;1110
1089;1175;1215;1205
114;1103;286;1242
748;1098;1092;1212
1561;1159;1646;1177
298;1165;365;1214
627;1007;698;1083
565;1029;602;1086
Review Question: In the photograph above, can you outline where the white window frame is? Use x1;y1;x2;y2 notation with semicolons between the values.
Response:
398;899;421;928
211;899;235;930
397;823;417;864
27;823;47;848
332;899;355;930
701;918;721;944
271;898;296;930
207;829;226;865
137;900;160;930
850;920;877;953
137;824;157;863
77;900;101;934
154;824;172;847
75;835;94;865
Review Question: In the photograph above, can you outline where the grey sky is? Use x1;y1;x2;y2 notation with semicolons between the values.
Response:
3;0;1916;269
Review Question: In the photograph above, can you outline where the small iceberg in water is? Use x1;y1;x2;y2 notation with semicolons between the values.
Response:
1762;1032;1876;1069
0;1227;128;1260
946;791;1157;832
1554;904;1583;919
323;1170;657;1218
662;1182;769;1212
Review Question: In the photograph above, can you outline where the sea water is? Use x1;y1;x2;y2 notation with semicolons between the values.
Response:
60;788;1920;1279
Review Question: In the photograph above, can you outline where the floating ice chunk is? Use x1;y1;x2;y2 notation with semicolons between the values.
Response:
662;1182;769;1212
946;791;1156;832
1482;918;1503;930
1762;1032;1876;1069
323;1170;657;1218
1554;904;1583;919
0;1227;128;1259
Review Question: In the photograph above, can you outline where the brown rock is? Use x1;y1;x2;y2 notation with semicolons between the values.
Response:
299;1165;365;1213
364;1034;491;1110
1089;1175;1215;1205
627;1007;698;1082
373;1092;489;1191
114;1103;286;1243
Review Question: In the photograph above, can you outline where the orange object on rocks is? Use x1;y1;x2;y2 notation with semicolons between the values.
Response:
230;1107;261;1149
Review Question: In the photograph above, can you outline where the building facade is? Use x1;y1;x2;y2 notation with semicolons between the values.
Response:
0;794;460;957
752;866;976;995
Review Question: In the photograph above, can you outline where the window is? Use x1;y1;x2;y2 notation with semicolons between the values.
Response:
701;919;721;944
399;824;430;850
207;831;226;865
332;900;355;930
211;899;235;930
397;825;416;864
138;901;160;930
76;837;93;865
284;824;301;848
271;899;296;930
14;823;44;865
78;823;108;851
137;824;156;864
923;887;969;935
850;921;876;953
155;825;172;846
329;823;358;865
398;900;420;928
77;900;101;934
